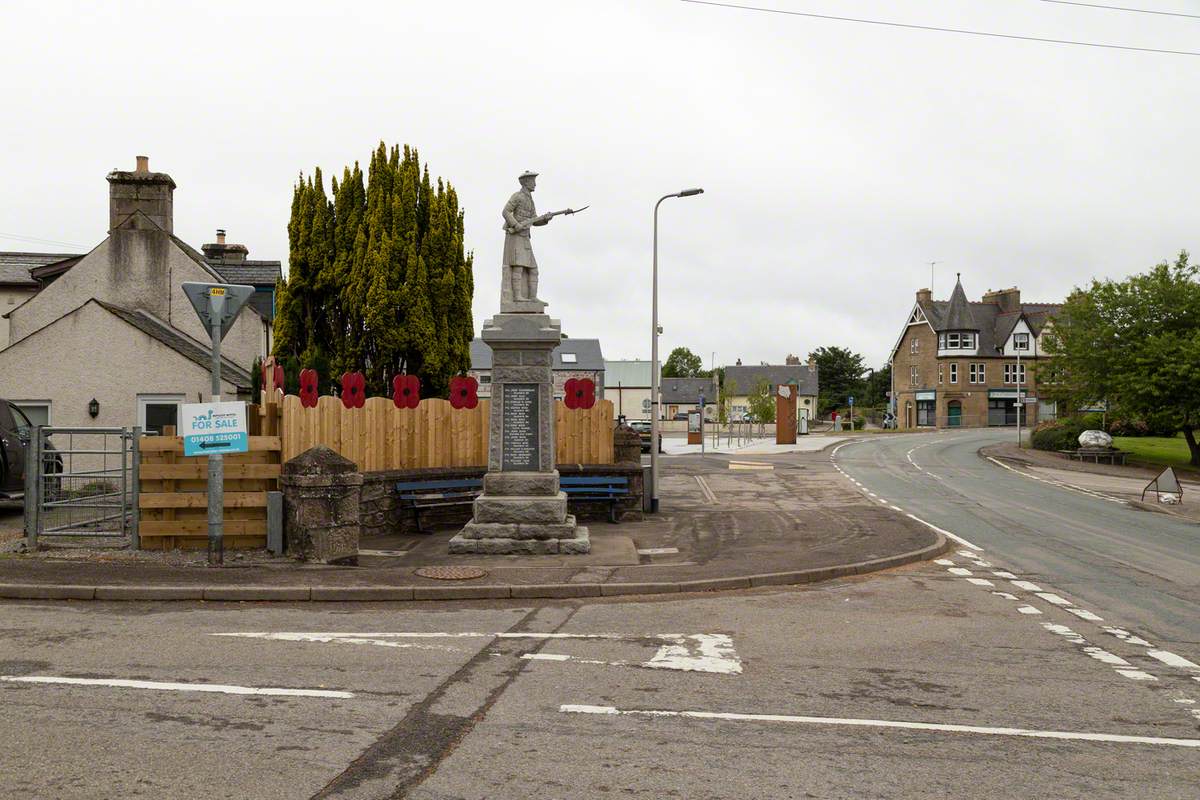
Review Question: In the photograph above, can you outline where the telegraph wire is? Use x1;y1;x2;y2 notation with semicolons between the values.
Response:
1040;1;1200;21
679;0;1200;57
0;232;89;250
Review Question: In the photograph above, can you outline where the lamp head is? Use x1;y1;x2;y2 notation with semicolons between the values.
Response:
679;188;704;197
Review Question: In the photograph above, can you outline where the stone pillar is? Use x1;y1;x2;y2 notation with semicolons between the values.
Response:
449;313;590;554
281;446;362;564
613;423;641;464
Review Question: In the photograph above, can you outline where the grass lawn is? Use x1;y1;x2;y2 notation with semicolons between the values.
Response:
1112;433;1198;471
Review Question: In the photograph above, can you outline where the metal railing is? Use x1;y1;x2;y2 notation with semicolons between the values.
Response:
24;427;139;549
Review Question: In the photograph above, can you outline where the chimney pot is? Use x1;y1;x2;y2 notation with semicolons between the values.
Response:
216;229;226;244
136;155;149;173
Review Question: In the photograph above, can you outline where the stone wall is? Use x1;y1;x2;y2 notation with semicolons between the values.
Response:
361;462;644;536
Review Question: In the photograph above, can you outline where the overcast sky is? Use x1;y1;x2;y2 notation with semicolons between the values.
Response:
3;0;1197;368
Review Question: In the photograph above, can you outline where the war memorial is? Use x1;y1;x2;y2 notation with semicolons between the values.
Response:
448;171;590;554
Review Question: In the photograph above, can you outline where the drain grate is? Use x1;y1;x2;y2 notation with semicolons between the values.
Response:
415;565;487;581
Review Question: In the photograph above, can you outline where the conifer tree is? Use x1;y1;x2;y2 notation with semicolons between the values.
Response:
275;143;474;397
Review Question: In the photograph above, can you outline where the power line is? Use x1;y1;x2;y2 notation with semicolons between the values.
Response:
0;232;88;250
1040;1;1200;21
679;0;1200;57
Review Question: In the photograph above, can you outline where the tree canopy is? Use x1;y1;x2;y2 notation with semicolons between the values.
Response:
662;346;705;378
1043;251;1200;465
273;143;474;397
808;345;867;414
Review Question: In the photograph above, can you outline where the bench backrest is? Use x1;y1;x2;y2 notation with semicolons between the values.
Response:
395;478;482;495
560;476;628;488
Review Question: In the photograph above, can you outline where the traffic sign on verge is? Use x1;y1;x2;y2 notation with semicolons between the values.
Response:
182;402;248;457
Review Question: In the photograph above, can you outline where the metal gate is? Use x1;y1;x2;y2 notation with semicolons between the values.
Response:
24;427;140;548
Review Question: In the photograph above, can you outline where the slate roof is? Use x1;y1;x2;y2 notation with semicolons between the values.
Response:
0;252;83;287
97;300;254;388
723;364;819;396
918;297;1061;356
208;260;282;287
470;337;605;372
660;377;716;404
942;276;977;330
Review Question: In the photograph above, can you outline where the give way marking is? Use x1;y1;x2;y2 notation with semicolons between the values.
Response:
560;705;1200;748
214;631;743;675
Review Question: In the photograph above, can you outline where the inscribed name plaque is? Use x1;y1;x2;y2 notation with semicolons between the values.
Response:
502;383;540;471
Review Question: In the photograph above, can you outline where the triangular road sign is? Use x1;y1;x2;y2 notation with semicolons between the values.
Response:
182;282;256;341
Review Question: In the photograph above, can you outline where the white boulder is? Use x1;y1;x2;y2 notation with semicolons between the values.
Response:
1078;429;1113;449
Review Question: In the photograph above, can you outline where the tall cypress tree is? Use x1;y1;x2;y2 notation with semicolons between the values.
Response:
277;143;474;397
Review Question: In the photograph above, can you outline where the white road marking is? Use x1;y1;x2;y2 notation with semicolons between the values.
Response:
986;456;1128;505
559;705;1200;748
1017;606;1042;615
1116;669;1159;681
694;475;717;503
358;549;409;557
966;578;995;587
522;653;571;661
1036;592;1073;607
905;513;983;551
1103;627;1153;648
1147;651;1200;670
992;591;1020;600
956;549;977;558
1083;647;1130;666
1066;607;1105;622
215;632;742;675
729;463;774;471
889;504;904;511
1042;623;1087;644
1010;580;1043;592
934;559;956;566
0;675;353;699
992;571;1018;579
947;567;973;576
638;547;679;555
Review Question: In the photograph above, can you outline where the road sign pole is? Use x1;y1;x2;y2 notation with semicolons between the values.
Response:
208;310;224;566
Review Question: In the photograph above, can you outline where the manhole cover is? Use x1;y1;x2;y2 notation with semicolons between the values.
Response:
415;566;488;581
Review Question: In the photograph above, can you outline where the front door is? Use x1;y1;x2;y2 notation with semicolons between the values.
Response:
947;401;962;427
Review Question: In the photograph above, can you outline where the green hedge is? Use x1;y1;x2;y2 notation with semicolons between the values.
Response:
1031;413;1106;452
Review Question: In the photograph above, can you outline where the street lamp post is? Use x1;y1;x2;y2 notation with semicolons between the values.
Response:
651;187;704;513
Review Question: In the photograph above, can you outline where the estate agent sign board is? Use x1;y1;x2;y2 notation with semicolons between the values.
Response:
182;401;249;457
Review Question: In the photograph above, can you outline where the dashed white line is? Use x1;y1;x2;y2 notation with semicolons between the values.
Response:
947;567;973;576
1116;669;1158;681
559;705;1200;748
1066;608;1105;623
1011;581;1043;592
966;578;995;587
0;675;354;699
1147;651;1200;670
1036;592;1073;607
1017;606;1042;615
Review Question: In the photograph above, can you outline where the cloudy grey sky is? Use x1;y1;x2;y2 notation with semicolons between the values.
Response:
3;0;1197;368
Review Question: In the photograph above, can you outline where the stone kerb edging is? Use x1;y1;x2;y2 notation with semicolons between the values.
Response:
0;534;949;603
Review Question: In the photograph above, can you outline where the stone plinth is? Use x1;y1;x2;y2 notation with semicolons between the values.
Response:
281;446;362;565
449;312;589;554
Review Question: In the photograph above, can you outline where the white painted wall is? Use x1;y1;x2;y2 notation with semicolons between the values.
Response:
1001;318;1035;357
0;286;38;349
0;301;241;432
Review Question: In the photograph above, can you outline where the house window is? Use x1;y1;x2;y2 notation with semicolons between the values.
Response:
946;332;960;348
962;333;975;349
949;363;958;384
938;364;944;385
561;353;577;363
1003;364;1026;384
916;400;936;427
480;375;492;384
11;400;51;429
910;338;919;354
938;333;946;348
137;394;184;435
969;363;986;384
909;365;919;386
1014;332;1030;351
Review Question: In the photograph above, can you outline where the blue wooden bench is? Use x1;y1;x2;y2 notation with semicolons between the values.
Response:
395;478;482;533
560;476;630;524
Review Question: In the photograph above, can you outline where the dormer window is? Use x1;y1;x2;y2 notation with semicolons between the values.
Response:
1013;333;1030;351
939;332;975;350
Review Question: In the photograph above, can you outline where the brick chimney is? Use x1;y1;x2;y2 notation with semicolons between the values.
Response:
982;286;1021;313
916;287;932;304
785;353;801;366
202;228;249;265
807;356;816;371
107;155;176;233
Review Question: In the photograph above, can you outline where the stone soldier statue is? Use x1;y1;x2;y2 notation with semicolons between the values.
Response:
500;170;584;313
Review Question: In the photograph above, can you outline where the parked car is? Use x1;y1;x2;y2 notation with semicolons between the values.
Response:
672;412;688;421
0;400;60;499
628;420;654;453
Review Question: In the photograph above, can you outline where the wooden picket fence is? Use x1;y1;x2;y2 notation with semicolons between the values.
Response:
269;391;614;471
137;431;280;550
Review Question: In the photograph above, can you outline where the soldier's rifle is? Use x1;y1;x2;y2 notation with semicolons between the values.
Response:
504;205;589;234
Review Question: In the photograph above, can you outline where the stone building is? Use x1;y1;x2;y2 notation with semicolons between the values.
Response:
0;156;279;433
888;276;1060;429
469;337;604;401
